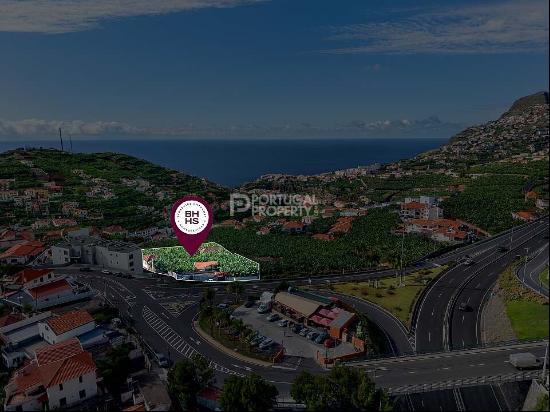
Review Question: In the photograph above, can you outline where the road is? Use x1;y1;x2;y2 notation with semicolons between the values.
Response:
516;243;549;298
56;216;548;408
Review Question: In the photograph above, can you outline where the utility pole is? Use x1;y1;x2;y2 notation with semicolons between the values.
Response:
542;341;548;381
523;247;530;283
399;230;405;286
69;133;73;152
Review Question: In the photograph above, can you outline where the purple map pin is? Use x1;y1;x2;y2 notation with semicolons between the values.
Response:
170;195;213;256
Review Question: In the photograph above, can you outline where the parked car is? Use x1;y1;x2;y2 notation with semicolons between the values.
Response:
259;338;274;350
217;303;229;309
250;335;265;347
79;267;92;272
323;338;335;348
101;269;111;275
307;331;319;341
299;327;309;337
278;319;289;327
244;300;255;308
315;332;328;344
257;304;270;314
113;271;123;277
292;324;303;334
267;313;280;322
154;352;170;368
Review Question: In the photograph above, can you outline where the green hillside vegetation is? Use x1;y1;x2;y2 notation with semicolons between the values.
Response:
142;242;259;276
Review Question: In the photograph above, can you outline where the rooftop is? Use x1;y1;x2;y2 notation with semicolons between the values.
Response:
46;310;94;336
14;268;53;284
27;279;72;299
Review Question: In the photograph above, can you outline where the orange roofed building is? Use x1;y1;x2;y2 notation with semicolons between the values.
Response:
3;338;98;411
0;241;44;265
39;310;96;345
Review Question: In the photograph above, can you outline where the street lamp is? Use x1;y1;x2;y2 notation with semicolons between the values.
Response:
523;247;530;283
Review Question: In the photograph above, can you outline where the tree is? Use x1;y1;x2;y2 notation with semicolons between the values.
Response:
274;280;290;294
167;354;214;411
22;303;33;314
227;281;244;303
291;366;392;411
97;344;132;396
220;374;278;412
202;288;216;306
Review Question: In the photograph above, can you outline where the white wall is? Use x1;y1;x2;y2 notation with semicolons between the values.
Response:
39;320;96;345
46;371;97;409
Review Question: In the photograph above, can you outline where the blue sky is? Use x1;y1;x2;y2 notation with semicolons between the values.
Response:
0;0;548;139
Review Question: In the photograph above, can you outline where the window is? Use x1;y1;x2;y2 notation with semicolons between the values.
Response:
48;273;52;279
79;375;83;383
79;390;86;399
59;398;66;407
59;383;63;391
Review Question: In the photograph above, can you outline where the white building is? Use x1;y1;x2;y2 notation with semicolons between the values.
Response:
3;338;98;411
39;310;96;345
51;237;143;273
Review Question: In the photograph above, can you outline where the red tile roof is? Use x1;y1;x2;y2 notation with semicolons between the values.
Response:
194;261;218;270
0;241;44;259
46;310;94;335
0;313;25;327
15;268;53;284
11;338;96;397
36;338;83;365
401;201;428;210
282;221;305;229
27;279;72;299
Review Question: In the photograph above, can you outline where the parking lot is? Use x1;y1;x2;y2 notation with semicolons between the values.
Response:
232;304;356;359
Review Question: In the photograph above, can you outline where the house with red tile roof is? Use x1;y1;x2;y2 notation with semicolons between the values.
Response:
13;268;57;289
0;241;44;265
39;310;96;345
3;338;98;411
512;211;537;221
281;220;306;233
0;313;25;328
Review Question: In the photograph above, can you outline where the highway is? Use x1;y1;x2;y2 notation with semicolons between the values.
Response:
517;243;549;298
55;216;548;409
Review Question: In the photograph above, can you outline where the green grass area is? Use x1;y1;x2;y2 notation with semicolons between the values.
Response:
331;266;445;325
142;242;259;276
499;264;549;341
506;300;549;340
540;267;549;290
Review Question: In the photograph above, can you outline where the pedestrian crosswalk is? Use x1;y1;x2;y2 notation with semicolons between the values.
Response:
141;305;241;375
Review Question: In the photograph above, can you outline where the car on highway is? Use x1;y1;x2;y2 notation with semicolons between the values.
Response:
314;332;328;344
299;327;309;337
259;338;274;350
101;269;111;274
509;352;541;369
266;313;280;322
458;302;472;312
79;267;92;272
278;319;289;327
464;258;475;266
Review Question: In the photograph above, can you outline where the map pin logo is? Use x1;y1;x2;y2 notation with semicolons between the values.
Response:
170;195;213;256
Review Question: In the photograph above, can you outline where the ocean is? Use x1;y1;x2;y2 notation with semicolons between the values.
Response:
0;138;447;187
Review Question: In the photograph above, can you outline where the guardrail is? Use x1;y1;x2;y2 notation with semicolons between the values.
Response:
341;338;548;365
387;370;542;395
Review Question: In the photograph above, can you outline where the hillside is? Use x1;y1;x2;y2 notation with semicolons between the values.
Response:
0;149;229;232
